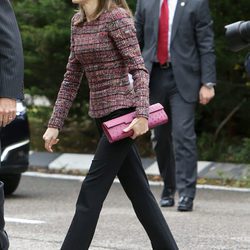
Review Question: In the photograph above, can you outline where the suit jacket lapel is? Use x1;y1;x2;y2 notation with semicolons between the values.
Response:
153;0;161;42
171;0;187;43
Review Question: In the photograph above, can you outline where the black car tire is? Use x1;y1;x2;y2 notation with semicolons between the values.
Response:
0;174;21;195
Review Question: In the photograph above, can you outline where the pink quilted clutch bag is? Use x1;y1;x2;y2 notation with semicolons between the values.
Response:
102;103;168;143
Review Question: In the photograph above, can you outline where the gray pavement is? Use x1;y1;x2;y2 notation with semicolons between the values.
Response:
6;173;250;250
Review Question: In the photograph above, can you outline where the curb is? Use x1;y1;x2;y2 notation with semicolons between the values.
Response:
29;151;249;181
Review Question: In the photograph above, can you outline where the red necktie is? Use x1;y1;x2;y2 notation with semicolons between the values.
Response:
157;0;169;65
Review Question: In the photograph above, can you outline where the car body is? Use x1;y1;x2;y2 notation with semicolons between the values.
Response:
0;101;30;195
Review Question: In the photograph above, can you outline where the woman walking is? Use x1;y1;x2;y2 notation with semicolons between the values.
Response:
43;0;179;249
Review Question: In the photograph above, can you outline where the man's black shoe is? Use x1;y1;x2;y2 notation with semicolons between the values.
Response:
159;196;175;207
177;196;193;212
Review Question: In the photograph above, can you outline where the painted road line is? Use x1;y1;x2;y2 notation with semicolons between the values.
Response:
23;171;84;181
23;171;250;192
5;217;45;224
197;184;250;192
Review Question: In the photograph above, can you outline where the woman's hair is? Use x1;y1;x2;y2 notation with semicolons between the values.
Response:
78;0;132;23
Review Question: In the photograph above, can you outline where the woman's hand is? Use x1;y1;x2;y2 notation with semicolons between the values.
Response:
43;128;60;152
123;117;149;139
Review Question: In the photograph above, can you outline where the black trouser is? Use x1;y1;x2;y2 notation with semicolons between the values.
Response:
0;127;9;250
61;108;178;250
0;128;5;229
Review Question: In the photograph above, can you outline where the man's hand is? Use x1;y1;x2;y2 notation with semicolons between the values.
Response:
0;98;17;127
199;85;215;105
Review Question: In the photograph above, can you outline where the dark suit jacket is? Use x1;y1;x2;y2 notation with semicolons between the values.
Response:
135;0;216;102
0;0;24;100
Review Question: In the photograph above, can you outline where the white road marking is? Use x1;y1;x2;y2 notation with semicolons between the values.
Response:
196;184;250;192
5;217;45;224
24;171;84;181
23;171;250;192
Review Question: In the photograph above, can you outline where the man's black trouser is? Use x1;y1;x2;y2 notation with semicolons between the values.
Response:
0;127;10;250
61;108;178;250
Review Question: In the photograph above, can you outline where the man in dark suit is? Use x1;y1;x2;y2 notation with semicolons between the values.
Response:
0;0;24;248
135;0;216;211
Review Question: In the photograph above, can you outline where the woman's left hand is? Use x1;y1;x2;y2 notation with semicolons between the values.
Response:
123;117;149;139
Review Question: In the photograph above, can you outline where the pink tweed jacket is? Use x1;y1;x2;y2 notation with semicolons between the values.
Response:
48;7;149;130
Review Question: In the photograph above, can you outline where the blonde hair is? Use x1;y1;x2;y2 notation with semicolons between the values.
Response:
78;0;132;23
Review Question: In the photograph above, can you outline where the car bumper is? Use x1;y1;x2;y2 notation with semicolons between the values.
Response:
0;139;30;174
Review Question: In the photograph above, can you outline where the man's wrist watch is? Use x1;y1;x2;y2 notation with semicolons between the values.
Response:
203;82;215;89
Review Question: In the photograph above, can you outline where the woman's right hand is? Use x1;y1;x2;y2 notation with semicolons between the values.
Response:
43;128;60;152
123;116;149;139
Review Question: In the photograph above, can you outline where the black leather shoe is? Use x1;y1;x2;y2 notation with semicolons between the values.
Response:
159;196;175;207
177;196;193;212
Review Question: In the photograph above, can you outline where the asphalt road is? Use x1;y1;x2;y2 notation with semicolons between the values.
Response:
4;173;250;250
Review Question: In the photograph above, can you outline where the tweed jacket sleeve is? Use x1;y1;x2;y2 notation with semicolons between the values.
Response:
48;16;84;129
